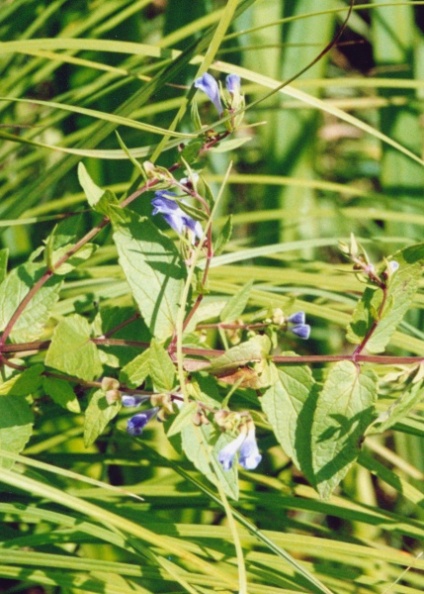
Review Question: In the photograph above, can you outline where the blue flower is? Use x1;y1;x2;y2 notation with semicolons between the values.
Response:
152;191;202;243
290;324;311;340
225;74;241;95
239;426;262;470
194;73;223;114
127;407;159;436
287;311;306;325
218;424;262;471
121;394;149;407
286;310;310;339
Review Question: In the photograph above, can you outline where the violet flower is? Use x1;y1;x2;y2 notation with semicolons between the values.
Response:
127;407;159;436
290;324;311;340
218;424;262;471
121;394;149;408
287;311;306;325
225;74;241;95
152;191;202;243
287;310;311;340
194;73;223;114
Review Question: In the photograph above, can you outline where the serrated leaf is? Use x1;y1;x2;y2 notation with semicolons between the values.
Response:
149;339;176;392
261;361;315;469
112;211;186;341
0;261;61;343
78;162;105;206
311;361;377;499
167;401;198;437
181;422;238;499
219;280;253;323
43;376;81;413
119;349;150;388
370;380;424;434
0;395;33;469
84;388;121;447
0;365;43;396
45;314;103;381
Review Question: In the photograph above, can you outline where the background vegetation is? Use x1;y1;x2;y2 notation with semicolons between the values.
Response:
1;1;424;593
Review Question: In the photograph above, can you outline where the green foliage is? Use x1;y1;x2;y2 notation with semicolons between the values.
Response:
45;314;103;381
1;1;424;593
112;211;187;341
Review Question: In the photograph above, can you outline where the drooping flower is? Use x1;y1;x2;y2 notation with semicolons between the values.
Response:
239;425;262;470
218;423;262;471
127;407;159;436
121;394;149;408
152;191;203;243
194;73;223;114
218;430;246;471
290;324;311;340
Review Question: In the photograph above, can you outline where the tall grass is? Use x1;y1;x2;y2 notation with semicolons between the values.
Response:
1;1;424;593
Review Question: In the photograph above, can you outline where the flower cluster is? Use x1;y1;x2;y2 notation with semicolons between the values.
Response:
287;311;311;340
194;72;241;115
121;394;158;436
194;72;244;130
152;190;203;244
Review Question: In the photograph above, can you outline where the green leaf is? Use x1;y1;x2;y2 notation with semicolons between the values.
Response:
112;211;186;341
45;314;103;381
370;379;424;434
43;376;81;413
311;361;377;499
78;162;105;207
261;361;315;469
94;190;127;223
0;248;8;284
347;252;423;353
0;261;62;343
0;395;33;469
181;422;238;500
167;401;198;437
45;215;96;274
219;280;253;322
207;334;271;376
149;339;176;392
214;216;233;256
210;136;252;153
119;348;150;388
368;263;421;353
83;388;121;447
180;139;203;163
47;243;97;275
0;365;43;396
346;286;383;346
